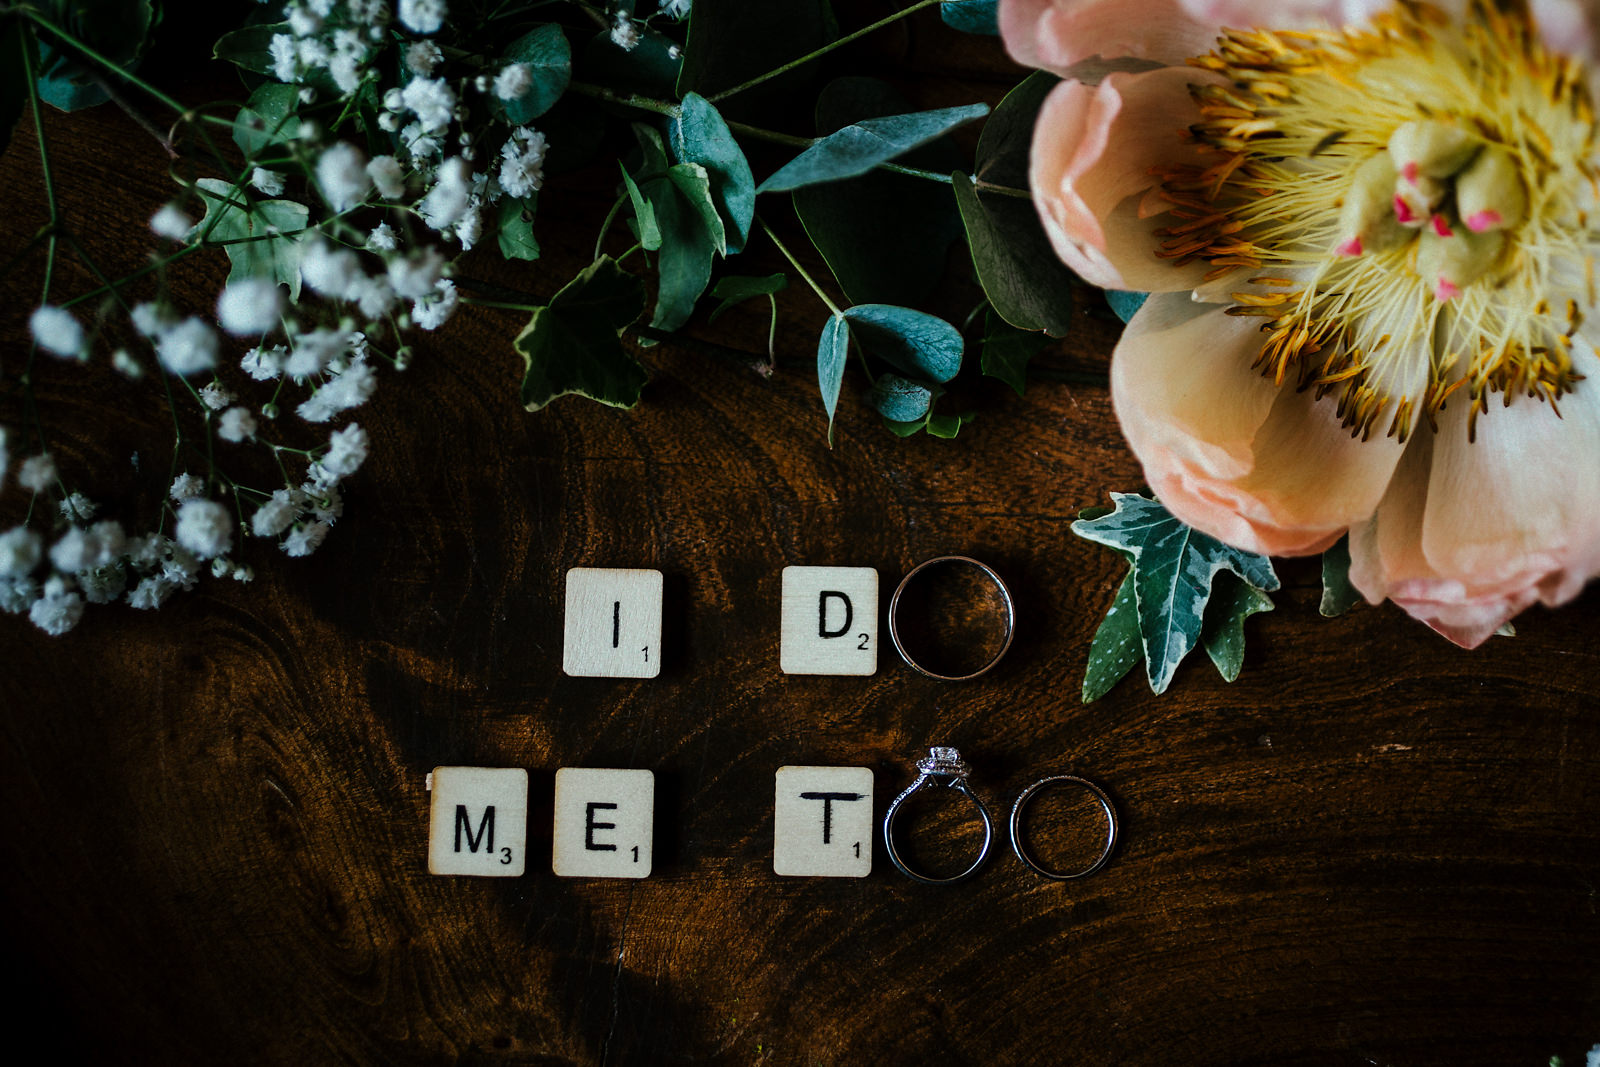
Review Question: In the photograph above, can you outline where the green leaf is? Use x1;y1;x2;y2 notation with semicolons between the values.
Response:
1320;536;1363;617
619;163;661;251
794;77;966;307
1072;493;1279;694
632;122;670;181
980;309;1048;396
36;0;156;112
496;195;540;261
975;70;1057;189
232;83;301;157
954;172;1079;337
842;304;963;384
213;21;287;76
516;256;648;411
925;411;976;439
0;16;36;159
1105;290;1148;324
1083;569;1141;703
676;0;830;120
1201;572;1275;682
867;374;935;422
757;103;990;194
644;162;722;331
194;179;309;300
581;25;682;99
669;93;756;254
940;0;1000;34
707;273;786;321
494;23;571;125
817;313;849;436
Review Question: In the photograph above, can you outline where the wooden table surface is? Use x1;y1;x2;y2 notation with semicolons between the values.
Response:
1;13;1597;1066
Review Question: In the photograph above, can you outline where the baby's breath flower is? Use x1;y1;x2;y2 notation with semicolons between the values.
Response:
218;406;259;443
499;128;547;199
216;277;286;336
0;578;37;614
316;142;372;212
79;564;127;605
174;498;233;560
301;239;363;298
127;575;175;611
17;454;56;494
412;277;459;331
323;424;370;478
199;381;234;411
611;13;641;51
401;77;455;134
270;33;299;82
252;488;302;538
241;344;288;381
156;317;220;376
87;520;125;567
297;361;377;422
111;349;143;378
58;492;96;522
150;203;195;242
0;527;43;579
170;473;205;501
368;156;408;201
287;2;322;37
405;41;442;75
366;222;398;251
494;63;532;101
387;247;447;299
130;300;175;338
285;327;349;379
661;0;691;17
399;0;447;35
49;527;97;574
30;577;84;636
455;208;482;250
29;305;85;358
282;519;332;557
418;157;474;232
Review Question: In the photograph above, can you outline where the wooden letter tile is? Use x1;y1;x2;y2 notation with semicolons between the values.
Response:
773;766;873;877
563;568;663;678
427;767;528;877
780;566;878;676
552;768;655;878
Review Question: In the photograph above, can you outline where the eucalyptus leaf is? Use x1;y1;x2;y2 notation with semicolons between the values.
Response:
1083;569;1140;703
676;0;830;120
975;70;1058;189
669;93;755;254
213;21;287;76
758;103;990;194
582;24;682;99
866;374;935;423
668;161;726;254
496;196;540;261
954;172;1078;337
1320;536;1363;617
940;0;1001;34
194;179;308;300
794;77;966;307
494;23;570;125
1201;572;1275;682
1105;290;1148;324
232;83;301;156
643;163;721;331
926;411;976;439
842;304;962;383
980;310;1048;396
1072;493;1279;694
516;256;648;410
817;313;849;437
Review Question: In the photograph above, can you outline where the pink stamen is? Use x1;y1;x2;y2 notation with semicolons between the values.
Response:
1430;214;1454;238
1401;161;1421;185
1335;236;1364;257
1435;277;1461;302
1466;209;1502;232
1394;194;1418;224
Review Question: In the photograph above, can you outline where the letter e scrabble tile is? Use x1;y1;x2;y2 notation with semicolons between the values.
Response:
780;566;878;675
563;567;663;678
552;768;655;878
427;767;528;877
773;766;873;877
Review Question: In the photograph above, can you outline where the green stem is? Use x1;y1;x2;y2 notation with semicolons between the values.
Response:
594;191;628;261
461;297;540;312
22;9;188;115
566;80;680;117
707;0;945;104
758;216;839;316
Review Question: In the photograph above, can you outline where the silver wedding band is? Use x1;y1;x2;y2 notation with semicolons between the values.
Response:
888;555;1015;680
1008;774;1118;880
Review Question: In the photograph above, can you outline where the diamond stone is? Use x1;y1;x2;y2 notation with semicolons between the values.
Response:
917;747;968;778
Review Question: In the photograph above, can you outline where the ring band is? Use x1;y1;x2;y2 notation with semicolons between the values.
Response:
883;747;994;885
1008;774;1118;880
888;556;1016;681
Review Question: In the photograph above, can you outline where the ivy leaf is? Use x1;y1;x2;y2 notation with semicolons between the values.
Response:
669;93;756;254
194;179;309;300
940;0;1000;34
1105;290;1148;324
842;304;962;384
496;195;540;261
1201;572;1275;682
516;256;648;411
493;23;570;125
757;103;990;194
1320;536;1363;617
1083;569;1140;703
817;312;849;439
867;374;935;423
643;162;722;331
1072;493;1279;694
213;20;287;76
232;83;301;156
980;309;1048;396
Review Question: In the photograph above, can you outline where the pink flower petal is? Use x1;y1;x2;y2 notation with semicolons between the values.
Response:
1000;0;1223;74
1030;68;1221;291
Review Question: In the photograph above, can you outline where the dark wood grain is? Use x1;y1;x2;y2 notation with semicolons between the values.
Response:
1;16;1597;1067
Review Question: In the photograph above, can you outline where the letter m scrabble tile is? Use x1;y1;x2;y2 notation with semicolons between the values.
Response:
427;767;528;877
780;565;878;675
563;567;663;678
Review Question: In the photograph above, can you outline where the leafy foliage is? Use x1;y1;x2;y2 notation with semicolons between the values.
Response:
493;24;571;125
670;93;756;254
1320;537;1363;617
940;0;1001;35
758;103;990;194
517;257;648;411
1074;494;1279;697
194;179;310;298
35;0;156;112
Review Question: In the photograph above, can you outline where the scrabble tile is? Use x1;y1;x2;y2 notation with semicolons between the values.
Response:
563;568;663;678
773;766;874;877
427;767;528;877
552;768;655;878
780;566;878;676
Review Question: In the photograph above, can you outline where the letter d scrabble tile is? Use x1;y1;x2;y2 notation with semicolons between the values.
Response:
774;766;873;877
563;568;663;678
552;768;655;878
427;767;528;877
780;566;878;675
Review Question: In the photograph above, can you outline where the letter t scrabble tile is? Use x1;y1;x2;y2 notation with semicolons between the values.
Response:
563;567;664;678
427;766;528;877
773;766;874;877
780;565;878;675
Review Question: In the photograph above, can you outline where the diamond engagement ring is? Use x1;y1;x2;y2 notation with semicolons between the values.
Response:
882;746;995;885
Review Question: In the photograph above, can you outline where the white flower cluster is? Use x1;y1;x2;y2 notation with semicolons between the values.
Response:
270;0;390;94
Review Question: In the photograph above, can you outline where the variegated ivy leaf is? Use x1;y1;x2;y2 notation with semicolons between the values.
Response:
1073;492;1279;695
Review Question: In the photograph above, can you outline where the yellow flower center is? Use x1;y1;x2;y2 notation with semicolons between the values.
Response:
1157;0;1598;440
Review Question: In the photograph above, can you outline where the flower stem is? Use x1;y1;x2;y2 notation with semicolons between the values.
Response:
758;215;839;316
565;80;681;117
706;0;945;104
